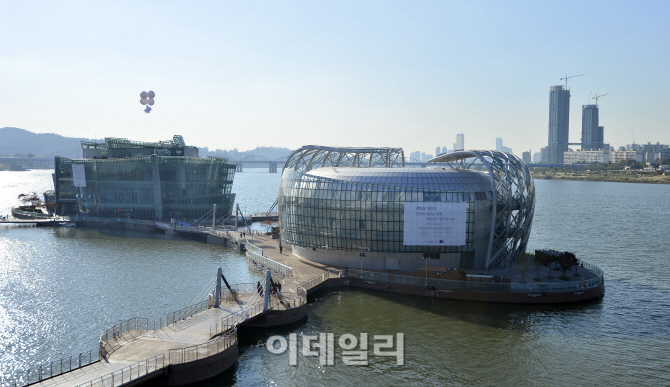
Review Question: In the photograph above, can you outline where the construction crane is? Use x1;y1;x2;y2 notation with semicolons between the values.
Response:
560;73;584;88
593;93;609;105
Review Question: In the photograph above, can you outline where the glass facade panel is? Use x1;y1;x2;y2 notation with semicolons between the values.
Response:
279;147;535;269
279;169;483;254
54;136;236;222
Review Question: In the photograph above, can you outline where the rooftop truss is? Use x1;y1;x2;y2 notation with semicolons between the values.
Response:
283;145;405;173
429;150;535;269
104;135;187;149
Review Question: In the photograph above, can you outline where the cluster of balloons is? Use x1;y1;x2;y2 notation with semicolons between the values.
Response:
140;91;155;113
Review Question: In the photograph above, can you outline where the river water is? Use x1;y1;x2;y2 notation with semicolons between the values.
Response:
1;169;669;386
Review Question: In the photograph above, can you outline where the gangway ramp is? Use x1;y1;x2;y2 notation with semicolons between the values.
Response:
20;276;306;387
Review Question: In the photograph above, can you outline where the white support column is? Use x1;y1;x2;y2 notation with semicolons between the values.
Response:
212;203;216;229
235;204;239;230
263;269;271;312
215;267;222;308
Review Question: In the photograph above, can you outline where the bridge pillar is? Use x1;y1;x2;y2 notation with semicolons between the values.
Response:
269;162;277;173
263;269;271;312
236;163;243;172
215;267;222;308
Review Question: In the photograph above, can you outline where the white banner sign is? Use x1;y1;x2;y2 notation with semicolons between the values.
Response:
403;202;466;246
72;164;86;187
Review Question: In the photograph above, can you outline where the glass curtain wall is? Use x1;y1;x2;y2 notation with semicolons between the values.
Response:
55;156;235;221
278;170;478;254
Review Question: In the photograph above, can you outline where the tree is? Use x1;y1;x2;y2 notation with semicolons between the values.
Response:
557;251;578;280
261;219;278;234
18;192;43;207
514;252;533;283
533;250;545;281
542;254;555;279
45;201;58;213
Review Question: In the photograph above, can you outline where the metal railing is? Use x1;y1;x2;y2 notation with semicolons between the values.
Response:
231;232;294;277
246;251;293;277
215;300;265;335
344;261;604;293
74;353;166;387
169;328;237;365
4;350;98;386
278;290;307;309
213;282;257;304
11;279;293;387
209;289;307;337
298;270;340;292
245;241;263;256
99;318;149;358
166;298;212;326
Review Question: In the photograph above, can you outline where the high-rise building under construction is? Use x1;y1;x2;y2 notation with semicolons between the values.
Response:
548;85;571;164
581;104;604;150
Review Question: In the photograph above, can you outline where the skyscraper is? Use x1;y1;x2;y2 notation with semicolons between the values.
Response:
496;137;513;153
540;147;550;163
456;133;464;150
548;85;571;164
581;104;603;150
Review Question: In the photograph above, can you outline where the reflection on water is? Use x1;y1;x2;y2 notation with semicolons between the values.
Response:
0;226;264;377
1;171;670;385
193;284;669;386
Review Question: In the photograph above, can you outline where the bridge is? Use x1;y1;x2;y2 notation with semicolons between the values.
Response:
226;155;289;173
0;157;54;171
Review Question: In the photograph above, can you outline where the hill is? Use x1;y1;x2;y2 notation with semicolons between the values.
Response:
0;127;94;158
0;127;295;161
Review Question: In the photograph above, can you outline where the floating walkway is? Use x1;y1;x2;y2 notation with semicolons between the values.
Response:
230;233;605;304
11;273;309;387
8;225;605;387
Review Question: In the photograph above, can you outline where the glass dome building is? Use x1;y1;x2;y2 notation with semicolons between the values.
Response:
278;146;534;271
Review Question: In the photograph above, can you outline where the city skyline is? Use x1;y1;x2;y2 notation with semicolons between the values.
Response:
1;1;669;154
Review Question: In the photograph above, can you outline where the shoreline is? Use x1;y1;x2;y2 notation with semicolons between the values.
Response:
532;171;670;184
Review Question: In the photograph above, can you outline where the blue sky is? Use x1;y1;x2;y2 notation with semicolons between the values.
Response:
1;1;668;155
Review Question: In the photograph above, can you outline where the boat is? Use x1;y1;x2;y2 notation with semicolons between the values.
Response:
11;205;52;220
57;222;77;227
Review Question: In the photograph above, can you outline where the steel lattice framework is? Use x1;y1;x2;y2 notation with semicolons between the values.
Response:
283;146;405;173
428;150;535;269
